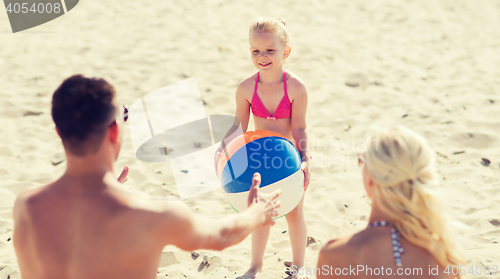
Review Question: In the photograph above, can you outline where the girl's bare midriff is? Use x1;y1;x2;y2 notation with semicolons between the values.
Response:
253;116;293;142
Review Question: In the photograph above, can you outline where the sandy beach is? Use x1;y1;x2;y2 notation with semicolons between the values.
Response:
1;0;499;278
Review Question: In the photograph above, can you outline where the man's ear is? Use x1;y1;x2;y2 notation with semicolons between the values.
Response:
55;126;61;137
108;121;119;144
283;46;291;59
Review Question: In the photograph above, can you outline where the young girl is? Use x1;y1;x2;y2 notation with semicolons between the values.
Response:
215;17;311;279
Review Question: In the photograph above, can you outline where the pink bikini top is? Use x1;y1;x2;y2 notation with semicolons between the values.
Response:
251;72;291;120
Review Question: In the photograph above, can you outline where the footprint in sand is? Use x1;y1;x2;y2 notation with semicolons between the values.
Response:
272;240;290;250
158;251;179;267
345;73;369;88
0;264;20;278
489;219;500;227
199;255;222;274
0;147;13;157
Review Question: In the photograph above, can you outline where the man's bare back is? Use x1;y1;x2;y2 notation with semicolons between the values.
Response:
14;171;278;279
14;173;167;278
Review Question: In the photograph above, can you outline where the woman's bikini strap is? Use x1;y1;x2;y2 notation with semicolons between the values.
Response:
367;221;404;267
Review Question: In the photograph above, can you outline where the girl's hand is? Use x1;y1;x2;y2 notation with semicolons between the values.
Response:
301;161;311;191
117;165;129;184
214;151;221;174
214;145;224;175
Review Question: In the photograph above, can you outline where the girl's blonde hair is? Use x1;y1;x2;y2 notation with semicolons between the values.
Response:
249;17;290;46
365;126;464;270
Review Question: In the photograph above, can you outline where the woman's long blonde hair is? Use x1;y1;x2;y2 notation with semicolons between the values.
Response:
364;126;464;269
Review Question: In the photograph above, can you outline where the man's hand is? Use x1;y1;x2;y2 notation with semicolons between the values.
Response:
247;173;282;226
117;165;129;184
159;172;280;251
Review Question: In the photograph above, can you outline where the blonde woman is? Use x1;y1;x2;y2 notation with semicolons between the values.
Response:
317;126;464;278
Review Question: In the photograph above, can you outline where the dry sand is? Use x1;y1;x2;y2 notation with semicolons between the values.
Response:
1;0;499;278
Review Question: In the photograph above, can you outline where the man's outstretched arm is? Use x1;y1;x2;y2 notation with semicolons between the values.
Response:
158;173;281;251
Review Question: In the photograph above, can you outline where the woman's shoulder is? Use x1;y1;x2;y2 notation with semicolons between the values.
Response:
320;228;391;258
320;235;354;257
318;235;360;270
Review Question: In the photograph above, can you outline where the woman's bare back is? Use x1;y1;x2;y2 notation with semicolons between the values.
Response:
317;226;457;279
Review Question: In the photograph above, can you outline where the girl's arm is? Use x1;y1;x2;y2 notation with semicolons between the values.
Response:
290;82;311;190
214;82;251;171
231;82;252;135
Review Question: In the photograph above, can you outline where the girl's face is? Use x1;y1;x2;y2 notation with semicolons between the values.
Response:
249;32;290;72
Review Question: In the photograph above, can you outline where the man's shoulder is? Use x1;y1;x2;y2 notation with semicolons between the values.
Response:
111;189;195;245
13;184;53;231
106;186;194;228
14;184;48;212
108;186;184;213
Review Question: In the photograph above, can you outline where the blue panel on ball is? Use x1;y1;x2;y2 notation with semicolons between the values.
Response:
221;137;301;193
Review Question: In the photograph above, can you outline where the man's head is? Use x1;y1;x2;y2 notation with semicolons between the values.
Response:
51;75;124;158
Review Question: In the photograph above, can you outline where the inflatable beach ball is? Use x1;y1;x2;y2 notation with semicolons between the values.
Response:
217;130;304;218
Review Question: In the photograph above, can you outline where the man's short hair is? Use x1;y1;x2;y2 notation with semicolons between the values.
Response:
51;75;117;156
